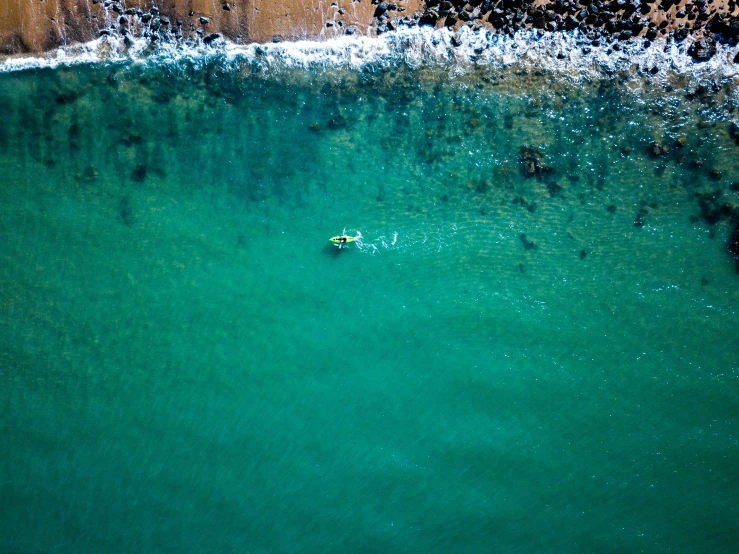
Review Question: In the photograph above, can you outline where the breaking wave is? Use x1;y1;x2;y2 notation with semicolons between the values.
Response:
2;26;739;84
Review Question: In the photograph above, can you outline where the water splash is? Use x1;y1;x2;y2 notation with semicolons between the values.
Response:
2;26;738;87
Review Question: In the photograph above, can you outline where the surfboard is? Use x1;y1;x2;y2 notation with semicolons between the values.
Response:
329;235;355;245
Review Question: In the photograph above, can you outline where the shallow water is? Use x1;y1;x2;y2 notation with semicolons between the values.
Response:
1;49;738;552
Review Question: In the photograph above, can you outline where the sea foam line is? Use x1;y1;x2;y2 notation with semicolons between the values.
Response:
1;26;738;82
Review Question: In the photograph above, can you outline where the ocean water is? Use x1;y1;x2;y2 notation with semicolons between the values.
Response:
1;32;739;552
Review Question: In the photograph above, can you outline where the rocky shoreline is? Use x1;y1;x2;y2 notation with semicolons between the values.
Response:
1;0;738;62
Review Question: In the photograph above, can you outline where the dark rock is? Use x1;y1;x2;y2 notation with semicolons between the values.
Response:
519;145;553;178
419;12;439;26
688;34;717;62
547;182;563;196
729;223;739;259
729;122;739;145
141;14;152;23
697;190;735;225
223;3;231;11
200;17;211;25
118;196;133;227
132;164;147;182
633;207;648;227
580;249;588;259
99;29;111;36
673;28;689;41
328;114;347;129
607;204;617;213
648;141;667;157
520;233;538;250
204;33;221;44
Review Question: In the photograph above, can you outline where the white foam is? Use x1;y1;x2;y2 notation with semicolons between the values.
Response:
1;26;738;84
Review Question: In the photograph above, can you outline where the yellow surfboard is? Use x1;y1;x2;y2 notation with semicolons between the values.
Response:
329;235;355;245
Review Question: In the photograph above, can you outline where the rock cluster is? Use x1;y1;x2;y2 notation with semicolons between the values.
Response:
94;4;223;46
372;0;739;60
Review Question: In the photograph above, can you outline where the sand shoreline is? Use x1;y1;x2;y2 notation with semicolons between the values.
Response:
1;0;738;61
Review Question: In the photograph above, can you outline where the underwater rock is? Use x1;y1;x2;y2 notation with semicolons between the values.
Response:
648;141;668;157
697;190;736;225
729;123;739;146
519;145;553;178
633;206;648;227
547;182;563;197
118;196;133;227
728;223;739;259
519;233;537;250
328;114;347;129
75;165;99;184
132;164;147;182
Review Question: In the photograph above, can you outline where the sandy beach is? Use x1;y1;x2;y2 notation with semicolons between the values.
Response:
1;0;738;56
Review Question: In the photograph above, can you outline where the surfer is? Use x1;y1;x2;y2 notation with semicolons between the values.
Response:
329;229;363;250
329;234;354;249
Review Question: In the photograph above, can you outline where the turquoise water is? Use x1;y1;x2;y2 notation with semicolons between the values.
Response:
1;56;738;552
